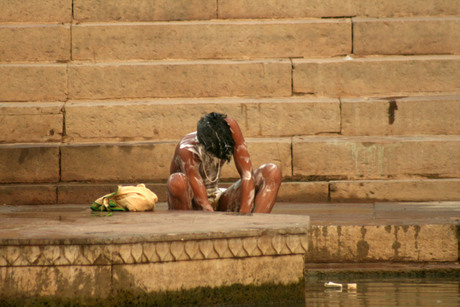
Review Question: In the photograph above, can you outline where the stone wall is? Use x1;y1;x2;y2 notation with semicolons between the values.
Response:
1;0;459;205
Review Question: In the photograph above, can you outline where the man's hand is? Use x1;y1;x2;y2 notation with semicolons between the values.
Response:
201;203;215;212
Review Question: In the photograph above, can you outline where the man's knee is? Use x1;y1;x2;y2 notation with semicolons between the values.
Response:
259;163;282;183
167;173;189;197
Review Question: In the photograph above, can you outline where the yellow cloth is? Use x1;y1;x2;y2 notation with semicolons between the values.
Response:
91;184;158;212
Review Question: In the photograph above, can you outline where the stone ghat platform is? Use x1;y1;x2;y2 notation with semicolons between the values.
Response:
0;206;309;298
1;201;460;299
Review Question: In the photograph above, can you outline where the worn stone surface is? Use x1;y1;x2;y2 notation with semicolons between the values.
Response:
307;224;458;262
218;0;460;18
330;179;460;202
0;64;67;102
68;60;291;100
293;135;460;180
0;0;72;22
60;141;176;182
341;95;460;136
218;0;460;19
0;102;63;144
0;144;60;184
293;55;460;97
353;17;460;55
73;0;216;22
65;98;340;142
72;19;350;61
0;208;310;244
0;184;56;206
0;25;71;62
0;207;308;297
113;255;304;292
277;182;329;203
0;265;112;298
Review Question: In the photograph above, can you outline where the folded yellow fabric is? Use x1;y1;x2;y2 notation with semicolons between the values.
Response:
90;184;158;212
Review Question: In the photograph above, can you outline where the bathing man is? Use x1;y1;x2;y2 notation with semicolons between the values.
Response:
167;112;282;213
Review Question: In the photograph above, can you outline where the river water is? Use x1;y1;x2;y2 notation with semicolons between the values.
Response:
304;278;460;307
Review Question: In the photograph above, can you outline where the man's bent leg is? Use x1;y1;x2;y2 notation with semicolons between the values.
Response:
167;173;193;210
253;163;282;213
218;163;281;213
217;181;242;212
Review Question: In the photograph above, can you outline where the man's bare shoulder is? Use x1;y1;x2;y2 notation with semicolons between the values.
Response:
176;132;200;158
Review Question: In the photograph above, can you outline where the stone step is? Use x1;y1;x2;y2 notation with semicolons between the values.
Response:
293;135;460;180
2;17;458;63
0;102;64;144
341;95;460;136
72;19;350;61
2;55;459;101
6;0;457;24
0;0;72;23
63;97;340;142
2;178;460;206
293;55;460;97
353;17;460;56
217;0;460;20
2;95;459;144
71;0;460;22
0;24;71;63
1;135;459;188
0;138;291;184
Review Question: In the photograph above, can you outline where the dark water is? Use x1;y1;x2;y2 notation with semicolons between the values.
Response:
2;277;460;306
304;278;460;307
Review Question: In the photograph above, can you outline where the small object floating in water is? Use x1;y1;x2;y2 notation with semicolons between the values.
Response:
347;283;358;291
324;281;343;290
324;281;358;292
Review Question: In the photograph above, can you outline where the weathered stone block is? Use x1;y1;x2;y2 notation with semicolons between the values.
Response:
64;98;340;142
112;255;304;292
73;0;216;22
307;224;458;262
0;102;63;144
0;0;72;22
257;98;341;136
0;25;70;62
72;19;350;61
341;95;460;136
0;64;67;102
0;266;111;298
68;60;291;100
0;184;56;205
277;181;329;202
353;17;460;55
293;55;460;97
60;141;176;182
293;135;460;180
330;179;460;202
218;0;460;19
0;144;60;183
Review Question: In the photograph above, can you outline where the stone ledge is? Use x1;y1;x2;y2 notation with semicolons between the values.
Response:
0;210;309;296
0;234;308;267
307;224;458;263
72;19;350;61
293;55;460;97
0;210;309;255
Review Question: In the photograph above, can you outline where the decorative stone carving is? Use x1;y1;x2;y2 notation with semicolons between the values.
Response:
0;234;308;267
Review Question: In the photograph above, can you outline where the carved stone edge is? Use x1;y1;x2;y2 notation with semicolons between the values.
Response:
0;234;308;267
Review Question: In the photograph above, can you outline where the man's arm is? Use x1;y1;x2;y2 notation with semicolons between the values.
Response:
180;149;214;211
225;117;255;213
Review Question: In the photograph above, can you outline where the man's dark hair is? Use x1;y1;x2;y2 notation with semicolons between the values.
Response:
197;112;235;162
